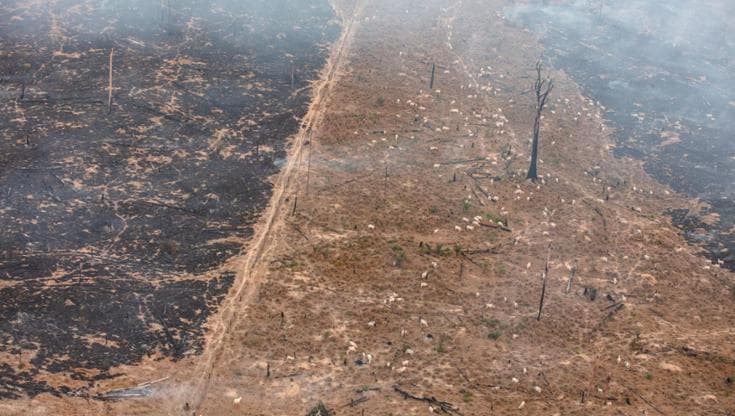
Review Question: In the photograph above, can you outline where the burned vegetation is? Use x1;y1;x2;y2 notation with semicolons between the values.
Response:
0;0;339;398
508;0;735;269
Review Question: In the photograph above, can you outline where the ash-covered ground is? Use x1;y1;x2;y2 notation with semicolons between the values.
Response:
0;0;338;398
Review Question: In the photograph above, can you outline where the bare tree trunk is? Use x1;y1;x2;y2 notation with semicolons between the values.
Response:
528;107;541;180
537;246;551;321
566;259;577;293
305;131;313;196
108;48;114;114
429;63;436;90
290;61;295;90
527;62;553;181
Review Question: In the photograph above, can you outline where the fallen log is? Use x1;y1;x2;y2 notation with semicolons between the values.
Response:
98;377;169;400
623;384;666;415
478;221;512;232
343;396;369;408
393;385;461;414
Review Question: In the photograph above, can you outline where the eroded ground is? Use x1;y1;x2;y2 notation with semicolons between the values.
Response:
1;0;735;415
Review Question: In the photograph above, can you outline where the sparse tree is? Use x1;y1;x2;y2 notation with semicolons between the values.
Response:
527;61;553;181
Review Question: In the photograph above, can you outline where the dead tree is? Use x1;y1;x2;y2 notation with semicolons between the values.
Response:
537;246;551;321
429;63;436;90
107;48;114;114
526;62;553;181
305;130;313;195
290;60;295;90
565;259;577;293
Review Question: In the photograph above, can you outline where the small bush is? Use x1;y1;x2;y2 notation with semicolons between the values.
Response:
488;329;502;340
460;389;473;403
485;212;504;224
436;244;453;256
482;318;500;327
391;245;406;267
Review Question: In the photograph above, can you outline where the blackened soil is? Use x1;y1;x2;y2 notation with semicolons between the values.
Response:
508;0;735;270
0;0;339;398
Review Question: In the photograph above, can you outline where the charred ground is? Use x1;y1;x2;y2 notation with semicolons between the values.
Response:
0;0;338;398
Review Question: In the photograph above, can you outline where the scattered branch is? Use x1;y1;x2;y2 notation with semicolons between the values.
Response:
342;396;369;408
306;402;333;416
478;221;512;232
98;376;168;400
460;246;503;255
624;384;667;415
440;157;487;165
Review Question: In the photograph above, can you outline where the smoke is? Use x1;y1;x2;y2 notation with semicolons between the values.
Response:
504;0;735;189
503;0;735;266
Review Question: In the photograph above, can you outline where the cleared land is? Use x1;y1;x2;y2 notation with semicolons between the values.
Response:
1;0;734;415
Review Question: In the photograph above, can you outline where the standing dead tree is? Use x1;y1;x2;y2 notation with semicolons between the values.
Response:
107;48;114;114
429;63;436;90
537;245;551;321
290;59;295;90
565;259;578;293
305;130;313;195
526;61;553;181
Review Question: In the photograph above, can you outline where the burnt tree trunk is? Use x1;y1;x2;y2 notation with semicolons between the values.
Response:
107;48;114;114
429;63;436;90
527;62;553;181
537;245;552;321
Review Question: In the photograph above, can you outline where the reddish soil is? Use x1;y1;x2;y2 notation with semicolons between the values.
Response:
2;0;735;415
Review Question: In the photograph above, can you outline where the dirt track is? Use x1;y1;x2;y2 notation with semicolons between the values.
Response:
2;0;735;415
184;3;365;412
